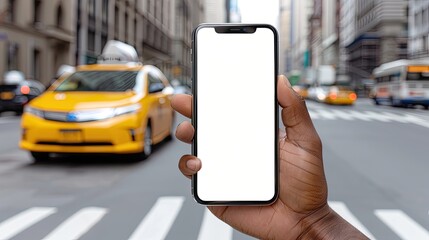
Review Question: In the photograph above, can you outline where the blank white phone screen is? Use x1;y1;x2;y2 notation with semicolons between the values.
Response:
196;27;276;202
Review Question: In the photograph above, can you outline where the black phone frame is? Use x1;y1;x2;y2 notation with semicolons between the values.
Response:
191;23;279;206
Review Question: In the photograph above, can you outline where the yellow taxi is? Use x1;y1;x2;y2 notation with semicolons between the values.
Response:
20;41;175;161
324;86;357;105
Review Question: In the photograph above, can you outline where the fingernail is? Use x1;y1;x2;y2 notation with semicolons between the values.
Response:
281;75;291;87
186;159;199;171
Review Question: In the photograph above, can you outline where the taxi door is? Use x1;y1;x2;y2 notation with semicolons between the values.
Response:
147;72;168;140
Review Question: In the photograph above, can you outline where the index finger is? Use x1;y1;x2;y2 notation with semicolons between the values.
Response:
171;94;192;118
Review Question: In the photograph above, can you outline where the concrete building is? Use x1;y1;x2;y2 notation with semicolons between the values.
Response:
76;0;175;77
345;0;408;88
409;0;429;60
204;0;226;22
279;0;313;81
338;0;356;81
279;0;292;75
321;0;339;67
0;0;76;85
226;0;241;23
171;0;205;84
309;0;322;70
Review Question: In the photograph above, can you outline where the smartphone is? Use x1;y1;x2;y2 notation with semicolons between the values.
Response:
192;24;279;205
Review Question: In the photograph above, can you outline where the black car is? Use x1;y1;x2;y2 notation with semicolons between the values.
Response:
0;80;45;114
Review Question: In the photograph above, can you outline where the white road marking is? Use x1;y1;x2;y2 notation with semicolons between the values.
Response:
363;111;392;122
328;201;376;240
128;196;184;240
42;207;107;240
307;108;429;129
0;207;56;240
197;209;233;240
375;209;429;240
315;109;337;120
379;112;409;123
330;110;354;120
308;110;320;119
347;110;372;121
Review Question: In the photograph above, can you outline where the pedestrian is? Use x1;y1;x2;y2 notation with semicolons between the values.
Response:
171;75;369;239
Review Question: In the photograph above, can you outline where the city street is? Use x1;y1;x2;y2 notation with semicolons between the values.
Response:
0;100;428;240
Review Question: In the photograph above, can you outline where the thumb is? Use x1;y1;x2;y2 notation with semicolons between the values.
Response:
277;75;322;159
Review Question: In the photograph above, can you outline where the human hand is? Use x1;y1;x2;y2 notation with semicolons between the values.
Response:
171;76;368;239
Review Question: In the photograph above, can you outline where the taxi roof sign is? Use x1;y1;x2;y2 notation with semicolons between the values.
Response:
99;40;139;64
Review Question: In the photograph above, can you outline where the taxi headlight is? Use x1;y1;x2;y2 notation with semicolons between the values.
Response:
72;104;141;122
24;106;44;118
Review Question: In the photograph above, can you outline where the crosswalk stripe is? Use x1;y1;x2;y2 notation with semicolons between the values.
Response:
197;209;233;240
380;112;409;123
330;110;354;120
308;110;321;120
316;109;337;120
328;201;376;240
0;207;56;240
128;196;184;240
42;207;107;240
375;209;429;240
363;111;392;122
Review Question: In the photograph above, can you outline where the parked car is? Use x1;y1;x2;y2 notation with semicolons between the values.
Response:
0;71;45;114
20;40;175;162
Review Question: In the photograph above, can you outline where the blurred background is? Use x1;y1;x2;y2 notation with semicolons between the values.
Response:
0;0;428;240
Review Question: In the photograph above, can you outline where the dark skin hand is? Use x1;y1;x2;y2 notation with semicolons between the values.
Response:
171;76;369;240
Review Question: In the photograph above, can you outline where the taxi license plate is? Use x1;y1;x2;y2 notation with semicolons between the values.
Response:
59;129;83;143
0;92;14;100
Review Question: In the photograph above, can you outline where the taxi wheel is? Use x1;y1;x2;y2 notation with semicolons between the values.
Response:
143;124;153;158
30;152;50;163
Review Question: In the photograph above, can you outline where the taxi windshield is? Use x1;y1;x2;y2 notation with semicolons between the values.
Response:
55;71;138;92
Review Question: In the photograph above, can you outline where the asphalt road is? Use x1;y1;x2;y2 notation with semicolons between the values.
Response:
0;99;428;240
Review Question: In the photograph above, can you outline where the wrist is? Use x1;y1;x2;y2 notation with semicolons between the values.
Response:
297;204;369;240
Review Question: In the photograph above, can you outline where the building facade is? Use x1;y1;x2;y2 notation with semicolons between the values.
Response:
171;0;205;85
204;0;226;23
345;0;408;88
408;0;429;60
77;0;175;78
309;0;322;71
321;0;339;67
0;0;76;85
279;0;292;75
279;0;313;82
0;0;202;85
338;0;356;82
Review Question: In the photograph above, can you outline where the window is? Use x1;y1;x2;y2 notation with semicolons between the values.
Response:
115;5;119;39
32;48;41;81
149;0;153;14
134;17;138;44
7;42;19;70
88;0;96;17
148;72;165;93
56;71;138;92
7;0;15;22
56;5;63;28
125;12;129;42
160;0;164;24
102;0;108;23
34;0;42;23
88;30;95;52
